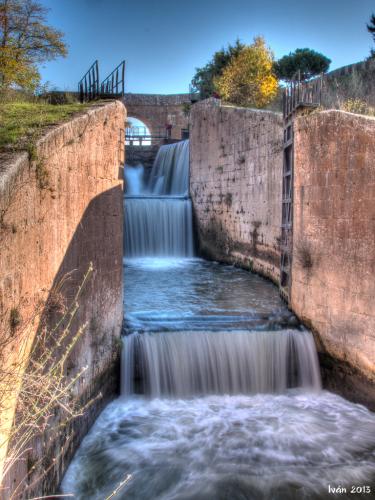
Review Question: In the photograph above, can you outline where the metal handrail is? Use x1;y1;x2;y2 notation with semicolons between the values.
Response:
100;60;125;97
283;72;323;119
78;60;99;102
126;126;167;138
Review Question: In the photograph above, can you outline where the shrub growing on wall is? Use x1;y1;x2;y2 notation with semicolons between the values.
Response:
214;37;278;108
190;40;245;99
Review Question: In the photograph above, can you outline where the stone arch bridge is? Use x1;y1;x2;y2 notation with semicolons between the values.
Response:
122;93;190;140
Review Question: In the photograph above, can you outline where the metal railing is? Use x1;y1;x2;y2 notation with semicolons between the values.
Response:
78;60;100;102
125;126;189;146
283;72;323;120
126;126;166;137
100;60;125;97
126;125;170;145
78;60;125;102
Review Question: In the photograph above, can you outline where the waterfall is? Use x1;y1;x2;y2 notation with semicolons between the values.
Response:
124;140;193;257
122;330;321;397
124;198;194;257
148;140;190;195
123;139;321;399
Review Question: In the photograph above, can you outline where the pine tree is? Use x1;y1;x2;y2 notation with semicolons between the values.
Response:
367;13;375;58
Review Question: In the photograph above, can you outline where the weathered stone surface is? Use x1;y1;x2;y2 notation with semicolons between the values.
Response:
0;101;125;497
292;110;375;403
190;103;283;283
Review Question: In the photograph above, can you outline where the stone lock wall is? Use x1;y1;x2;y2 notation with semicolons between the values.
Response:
0;101;125;497
190;103;283;283
292;110;375;408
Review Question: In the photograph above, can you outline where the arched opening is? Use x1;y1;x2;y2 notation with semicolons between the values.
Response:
126;117;152;146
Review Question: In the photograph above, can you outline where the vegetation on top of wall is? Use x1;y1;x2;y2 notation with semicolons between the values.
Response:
0;99;89;152
322;61;375;111
214;37;278;108
191;40;245;99
190;38;330;110
0;0;86;155
341;98;375;117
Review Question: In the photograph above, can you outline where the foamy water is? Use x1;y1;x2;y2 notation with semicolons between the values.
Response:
61;392;375;500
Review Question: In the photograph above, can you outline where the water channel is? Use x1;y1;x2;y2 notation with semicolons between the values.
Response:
62;140;375;500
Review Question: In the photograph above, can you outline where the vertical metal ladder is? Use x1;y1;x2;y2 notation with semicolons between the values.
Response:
280;73;323;302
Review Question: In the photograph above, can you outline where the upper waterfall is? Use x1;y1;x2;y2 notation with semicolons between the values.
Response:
124;140;194;257
148;140;190;195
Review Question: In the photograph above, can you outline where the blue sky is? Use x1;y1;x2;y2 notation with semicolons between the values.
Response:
40;0;375;94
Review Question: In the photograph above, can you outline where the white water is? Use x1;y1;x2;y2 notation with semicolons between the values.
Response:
122;330;321;397
62;393;375;500
148;140;190;195
124;164;144;195
124;199;194;257
124;140;193;257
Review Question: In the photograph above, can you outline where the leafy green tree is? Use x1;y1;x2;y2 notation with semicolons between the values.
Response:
274;48;331;81
367;13;375;58
214;36;278;108
0;0;67;92
191;40;245;99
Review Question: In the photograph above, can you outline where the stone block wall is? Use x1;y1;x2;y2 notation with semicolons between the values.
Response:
292;110;375;408
0;101;125;497
190;103;283;283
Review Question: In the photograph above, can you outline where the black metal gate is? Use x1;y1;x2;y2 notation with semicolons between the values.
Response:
78;60;125;102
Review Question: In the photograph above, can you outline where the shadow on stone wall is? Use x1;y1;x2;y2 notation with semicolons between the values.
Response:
3;185;123;499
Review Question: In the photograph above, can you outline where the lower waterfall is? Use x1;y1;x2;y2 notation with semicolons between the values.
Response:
122;329;321;397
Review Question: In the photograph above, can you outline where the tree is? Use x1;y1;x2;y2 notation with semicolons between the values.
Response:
214;36;278;108
0;0;67;92
367;13;375;58
274;48;331;81
191;40;245;99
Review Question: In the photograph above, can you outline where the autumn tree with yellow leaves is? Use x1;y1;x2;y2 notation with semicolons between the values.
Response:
0;0;67;93
214;37;278;108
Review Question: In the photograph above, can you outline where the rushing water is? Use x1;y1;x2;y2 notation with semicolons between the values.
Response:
62;393;375;500
148;140;190;195
122;329;321;397
124;141;193;257
62;140;375;499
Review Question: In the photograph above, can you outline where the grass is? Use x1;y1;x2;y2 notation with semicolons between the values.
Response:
0;101;90;152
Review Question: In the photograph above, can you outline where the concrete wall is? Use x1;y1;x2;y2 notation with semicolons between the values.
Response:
0;101;125;497
292;110;375;408
123;93;189;140
190;102;283;283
